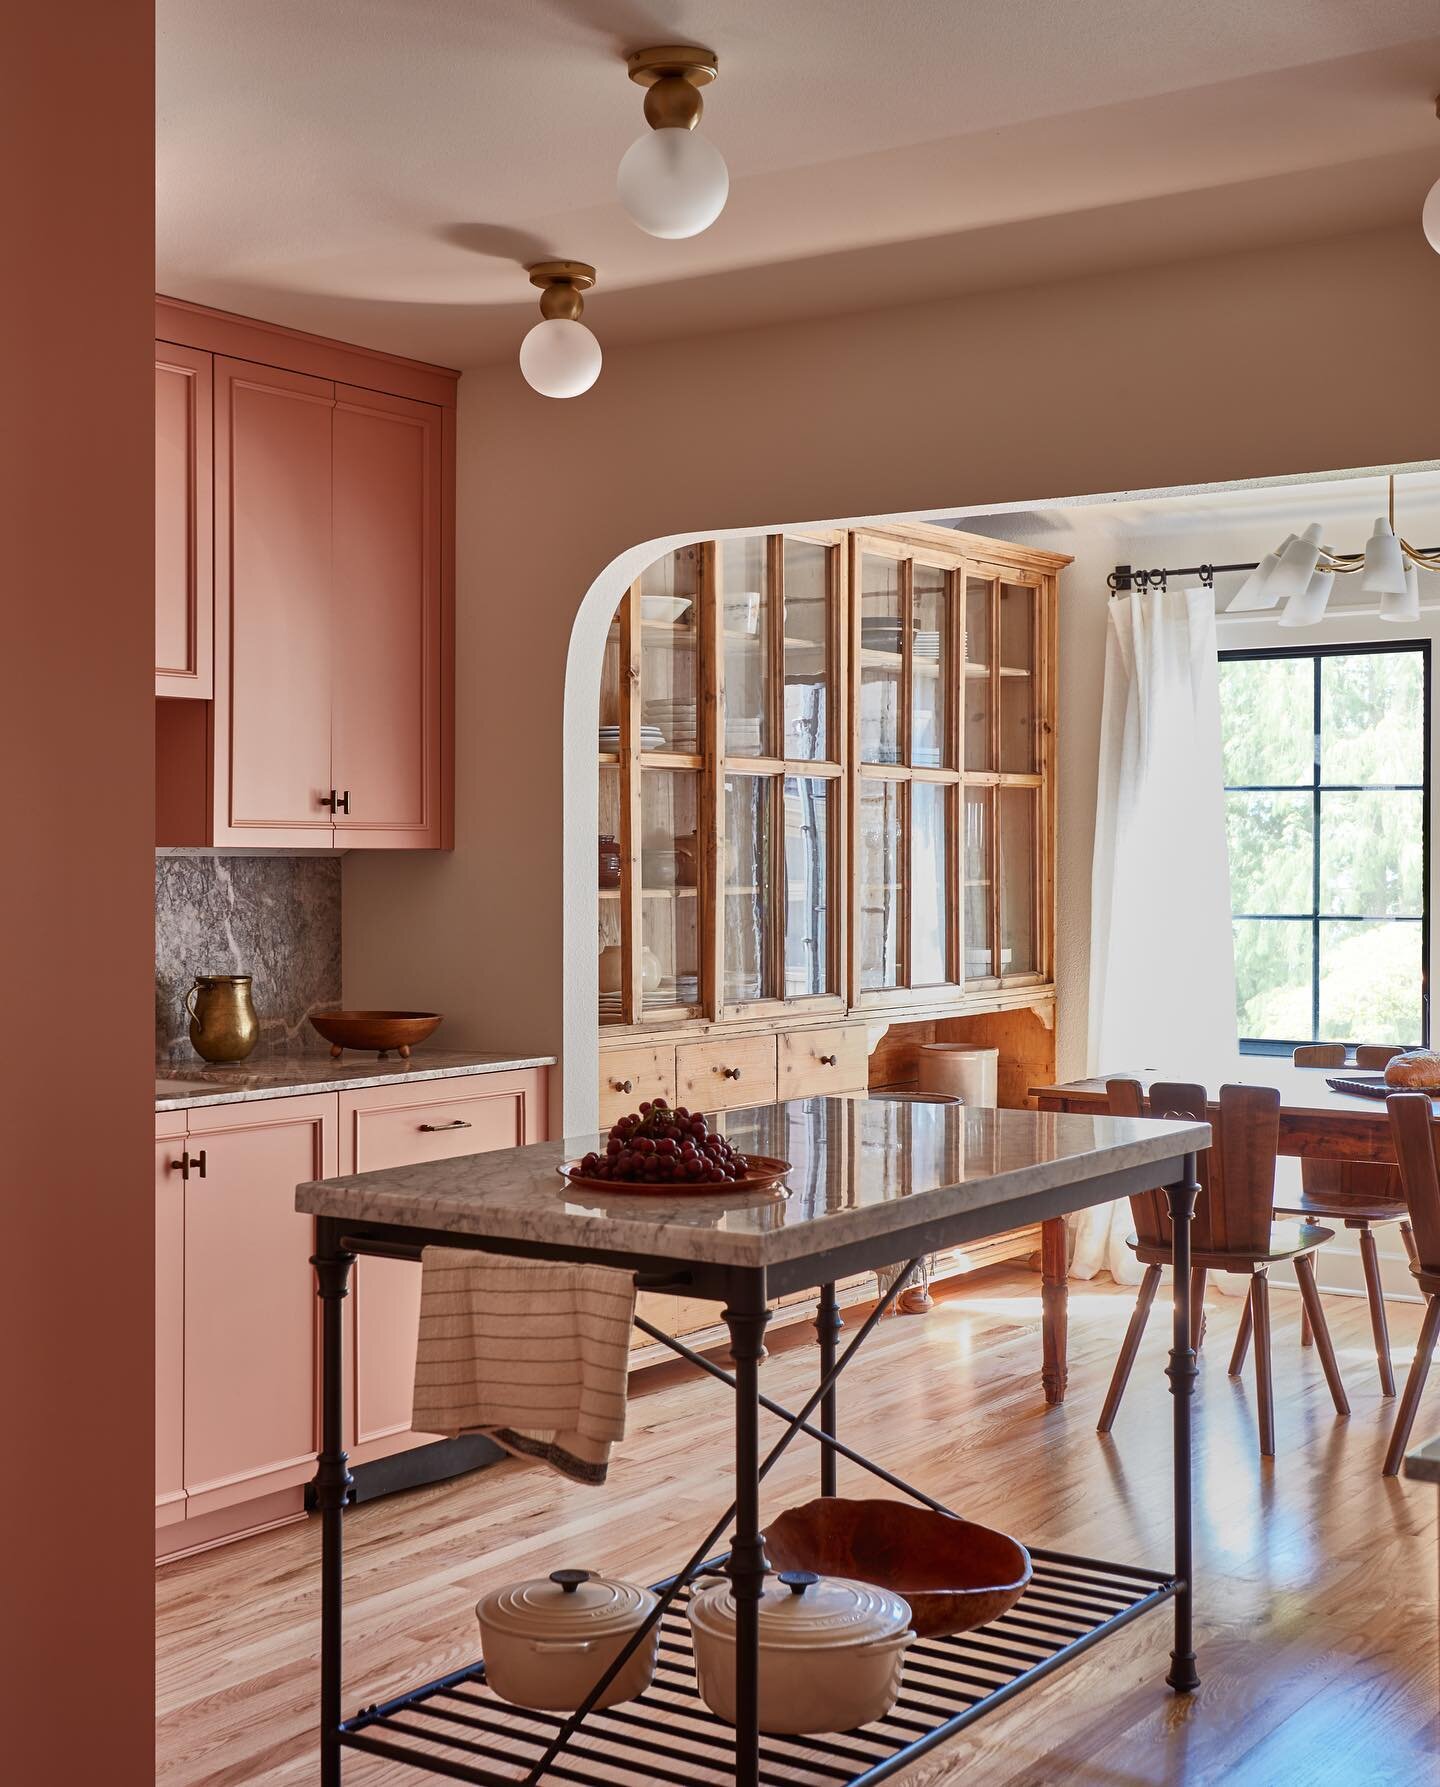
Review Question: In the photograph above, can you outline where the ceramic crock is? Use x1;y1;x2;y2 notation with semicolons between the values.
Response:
186;973;259;1062
688;1570;913;1734
476;1568;659;1712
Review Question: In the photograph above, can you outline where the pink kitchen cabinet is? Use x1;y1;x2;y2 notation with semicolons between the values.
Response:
155;1113;188;1530
179;1095;336;1521
154;343;213;697
338;1070;549;1464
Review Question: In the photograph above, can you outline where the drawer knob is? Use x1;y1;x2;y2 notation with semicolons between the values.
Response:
819;1054;838;1067
419;1119;472;1132
722;1066;742;1080
614;1078;634;1094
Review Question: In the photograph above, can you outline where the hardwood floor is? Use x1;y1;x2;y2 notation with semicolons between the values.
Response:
156;1269;1439;1784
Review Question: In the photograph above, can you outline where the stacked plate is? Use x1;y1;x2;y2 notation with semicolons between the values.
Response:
861;616;902;654
599;724;666;752
913;628;941;661
643;702;697;750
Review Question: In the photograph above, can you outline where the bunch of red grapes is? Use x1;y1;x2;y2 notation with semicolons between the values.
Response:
571;1099;750;1186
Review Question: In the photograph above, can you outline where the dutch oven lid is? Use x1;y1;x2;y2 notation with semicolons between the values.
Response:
477;1569;657;1641
689;1570;911;1651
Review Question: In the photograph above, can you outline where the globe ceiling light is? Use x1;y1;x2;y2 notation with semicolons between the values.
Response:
617;45;728;239
519;261;601;399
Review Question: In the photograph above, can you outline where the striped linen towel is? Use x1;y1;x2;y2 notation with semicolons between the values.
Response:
411;1249;637;1485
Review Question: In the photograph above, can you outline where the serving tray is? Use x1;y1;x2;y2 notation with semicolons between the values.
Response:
1325;1074;1392;1100
558;1154;792;1197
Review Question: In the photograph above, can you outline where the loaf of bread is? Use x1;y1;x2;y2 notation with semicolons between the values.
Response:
1384;1049;1440;1089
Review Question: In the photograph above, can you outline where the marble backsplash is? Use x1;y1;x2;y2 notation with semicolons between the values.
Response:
156;855;341;1060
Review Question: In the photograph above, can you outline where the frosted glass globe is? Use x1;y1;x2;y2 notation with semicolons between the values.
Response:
617;127;729;238
519;318;602;399
1425;174;1440;253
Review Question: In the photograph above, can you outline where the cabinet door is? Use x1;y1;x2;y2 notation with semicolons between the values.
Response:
340;1070;548;1461
181;1096;335;1516
214;357;336;843
155;344;213;697
155;1121;188;1528
331;386;444;846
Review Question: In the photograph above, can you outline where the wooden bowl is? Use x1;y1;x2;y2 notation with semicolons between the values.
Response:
765;1497;1031;1638
558;1156;791;1199
307;1011;443;1059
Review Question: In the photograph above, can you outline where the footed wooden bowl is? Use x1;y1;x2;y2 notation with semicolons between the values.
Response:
765;1497;1031;1638
307;1011;443;1059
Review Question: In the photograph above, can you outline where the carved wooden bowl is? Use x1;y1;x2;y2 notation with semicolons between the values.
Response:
307;1010;443;1058
765;1497;1032;1638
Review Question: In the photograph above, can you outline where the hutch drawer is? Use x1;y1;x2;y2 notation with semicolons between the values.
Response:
598;1044;677;1126
778;1023;869;1097
676;1034;778;1113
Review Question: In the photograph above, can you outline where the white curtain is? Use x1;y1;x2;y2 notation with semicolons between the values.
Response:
1073;587;1238;1283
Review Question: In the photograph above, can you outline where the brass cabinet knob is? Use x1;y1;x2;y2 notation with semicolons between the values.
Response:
614;1078;634;1094
722;1066;741;1080
819;1054;838;1067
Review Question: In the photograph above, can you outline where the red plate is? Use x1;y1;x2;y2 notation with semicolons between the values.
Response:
557;1154;792;1197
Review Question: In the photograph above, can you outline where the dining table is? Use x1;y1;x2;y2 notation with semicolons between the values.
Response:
1029;1056;1435;1405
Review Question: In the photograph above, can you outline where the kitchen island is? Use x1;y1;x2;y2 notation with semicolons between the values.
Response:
297;1094;1208;1787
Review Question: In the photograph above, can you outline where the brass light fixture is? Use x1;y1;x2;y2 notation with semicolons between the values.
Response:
519;261;601;399
617;45;729;239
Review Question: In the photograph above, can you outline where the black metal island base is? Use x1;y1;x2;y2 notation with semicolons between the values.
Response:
295;1095;1209;1787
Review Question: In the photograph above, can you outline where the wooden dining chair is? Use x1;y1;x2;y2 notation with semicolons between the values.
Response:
1382;1093;1440;1476
1275;1044;1419;1395
1098;1078;1348;1457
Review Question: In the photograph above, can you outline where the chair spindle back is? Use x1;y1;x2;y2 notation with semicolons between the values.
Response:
1387;1093;1440;1270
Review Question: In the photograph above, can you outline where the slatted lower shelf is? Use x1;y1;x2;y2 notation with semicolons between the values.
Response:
339;1549;1176;1785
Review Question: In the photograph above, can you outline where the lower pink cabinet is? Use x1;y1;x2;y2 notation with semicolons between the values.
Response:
156;1068;548;1559
340;1069;549;1465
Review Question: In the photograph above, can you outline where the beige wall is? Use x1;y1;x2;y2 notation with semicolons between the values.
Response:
343;222;1440;1132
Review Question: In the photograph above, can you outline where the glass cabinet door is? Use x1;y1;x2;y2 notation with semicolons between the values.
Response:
724;773;775;1003
720;536;770;758
998;786;1038;976
858;779;904;989
783;776;832;996
999;581;1038;773
640;768;700;1012
598;761;624;1024
910;780;952;986
783;539;831;761
640;548;701;754
964;786;995;980
911;563;950;770
964;576;994;771
859;553;903;765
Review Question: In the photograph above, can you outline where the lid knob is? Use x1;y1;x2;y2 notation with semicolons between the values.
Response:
549;1569;592;1594
778;1570;818;1596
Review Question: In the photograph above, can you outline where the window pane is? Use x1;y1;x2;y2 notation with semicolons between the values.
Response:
783;539;830;761
1233;918;1311;1040
639;769;699;1011
1225;791;1312;914
723;774;775;1004
999;583;1037;773
1219;657;1312;787
911;782;950;985
859;555;902;765
1319;919;1423;1046
964;787;993;977
999;786;1037;975
639;548;700;753
1320;790;1423;916
782;776;830;997
964;577;993;771
1321;651;1424;785
720;536;769;758
858;779;903;989
911;565;948;769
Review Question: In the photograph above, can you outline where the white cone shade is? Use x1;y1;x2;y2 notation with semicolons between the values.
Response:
1379;561;1421;623
519;318;602;398
1425;173;1440;254
618;127;729;238
1360;516;1407;597
1264;523;1324;604
1277;561;1334;628
1225;533;1296;612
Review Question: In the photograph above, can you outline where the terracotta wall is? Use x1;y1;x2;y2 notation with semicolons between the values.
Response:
0;6;156;1778
342;223;1440;1130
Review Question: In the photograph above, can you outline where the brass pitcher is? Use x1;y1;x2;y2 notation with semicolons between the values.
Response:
186;974;260;1062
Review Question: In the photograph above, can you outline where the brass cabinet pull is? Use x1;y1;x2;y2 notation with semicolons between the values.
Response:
337;790;351;815
418;1119;472;1132
819;1054;838;1067
321;789;353;815
722;1066;741;1080
614;1078;634;1094
171;1149;207;1182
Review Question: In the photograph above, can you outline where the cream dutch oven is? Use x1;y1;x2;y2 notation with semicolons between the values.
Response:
688;1569;914;1733
475;1568;659;1712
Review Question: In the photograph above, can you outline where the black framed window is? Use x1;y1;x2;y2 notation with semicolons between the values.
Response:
1218;641;1429;1055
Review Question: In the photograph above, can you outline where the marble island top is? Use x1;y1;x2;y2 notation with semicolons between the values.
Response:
156;1049;556;1111
296;1097;1209;1271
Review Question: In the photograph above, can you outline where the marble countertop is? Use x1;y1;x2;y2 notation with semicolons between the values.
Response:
1404;1434;1440;1486
296;1096;1208;1270
157;1049;556;1111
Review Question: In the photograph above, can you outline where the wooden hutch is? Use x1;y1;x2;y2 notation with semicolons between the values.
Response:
594;520;1069;1353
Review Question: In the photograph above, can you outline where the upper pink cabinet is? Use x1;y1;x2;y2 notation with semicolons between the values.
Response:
154;344;213;697
155;299;455;849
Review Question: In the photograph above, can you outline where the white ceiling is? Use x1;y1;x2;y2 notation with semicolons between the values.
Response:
157;1;1440;368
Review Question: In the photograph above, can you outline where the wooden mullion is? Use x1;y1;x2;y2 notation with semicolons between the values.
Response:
767;770;786;1001
829;535;848;1003
700;542;723;1022
766;533;785;767
845;534;862;1009
619;585;643;1025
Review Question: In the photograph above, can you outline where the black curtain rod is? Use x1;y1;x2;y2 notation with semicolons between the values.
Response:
1110;552;1440;595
